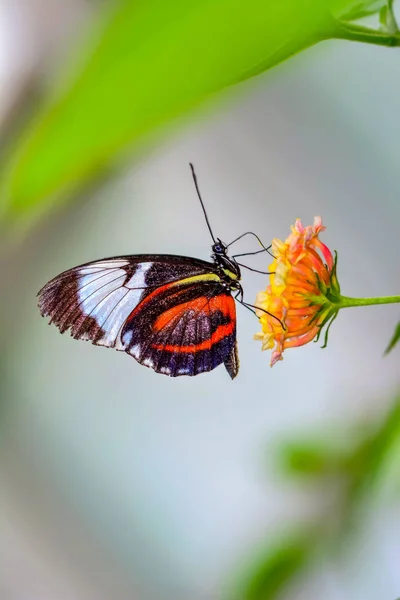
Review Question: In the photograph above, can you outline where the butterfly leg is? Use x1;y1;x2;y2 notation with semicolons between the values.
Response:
227;232;276;274
233;262;274;275
233;286;256;316
227;231;275;258
234;286;285;329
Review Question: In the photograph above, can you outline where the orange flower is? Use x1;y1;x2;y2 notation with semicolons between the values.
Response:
254;217;340;366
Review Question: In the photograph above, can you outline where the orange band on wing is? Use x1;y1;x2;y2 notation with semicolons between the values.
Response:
128;273;222;322
128;281;176;320
153;294;234;332
152;321;235;353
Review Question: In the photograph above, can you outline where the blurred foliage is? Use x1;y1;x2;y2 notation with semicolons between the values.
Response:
342;398;400;514
331;0;387;20
0;0;398;229
234;393;400;599
279;436;351;478
385;321;400;355
236;531;318;600
380;0;398;34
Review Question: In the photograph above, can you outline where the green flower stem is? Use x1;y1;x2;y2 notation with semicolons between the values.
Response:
333;22;400;47
307;293;400;350
338;295;400;308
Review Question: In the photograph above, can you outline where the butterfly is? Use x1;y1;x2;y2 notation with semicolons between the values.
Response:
38;165;273;379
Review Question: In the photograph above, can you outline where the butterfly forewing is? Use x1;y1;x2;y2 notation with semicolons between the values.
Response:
38;255;239;378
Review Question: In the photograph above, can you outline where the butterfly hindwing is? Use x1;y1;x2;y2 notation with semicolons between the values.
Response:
121;280;237;377
38;255;238;378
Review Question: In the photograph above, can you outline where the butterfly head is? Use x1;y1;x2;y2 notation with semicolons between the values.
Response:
212;238;227;256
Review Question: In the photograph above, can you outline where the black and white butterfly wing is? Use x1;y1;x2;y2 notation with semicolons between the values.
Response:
38;255;239;378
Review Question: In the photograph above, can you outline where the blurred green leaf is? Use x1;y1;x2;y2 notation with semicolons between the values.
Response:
280;397;400;498
238;532;316;600
233;395;400;599
279;439;349;478
343;397;400;502
380;1;399;33
384;321;400;355
0;0;354;226
331;0;387;20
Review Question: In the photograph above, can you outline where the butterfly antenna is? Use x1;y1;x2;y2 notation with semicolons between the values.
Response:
189;163;216;243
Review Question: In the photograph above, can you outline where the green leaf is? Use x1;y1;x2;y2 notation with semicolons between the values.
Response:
380;0;399;34
340;397;400;519
1;0;344;227
237;532;316;600
331;0;387;21
384;321;400;355
279;439;348;478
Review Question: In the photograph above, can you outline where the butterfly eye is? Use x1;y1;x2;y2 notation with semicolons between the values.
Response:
213;242;225;254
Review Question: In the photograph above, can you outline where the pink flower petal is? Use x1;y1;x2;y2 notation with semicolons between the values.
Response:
313;238;334;270
283;326;319;349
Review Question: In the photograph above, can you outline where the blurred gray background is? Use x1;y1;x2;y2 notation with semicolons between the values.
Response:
1;1;399;599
